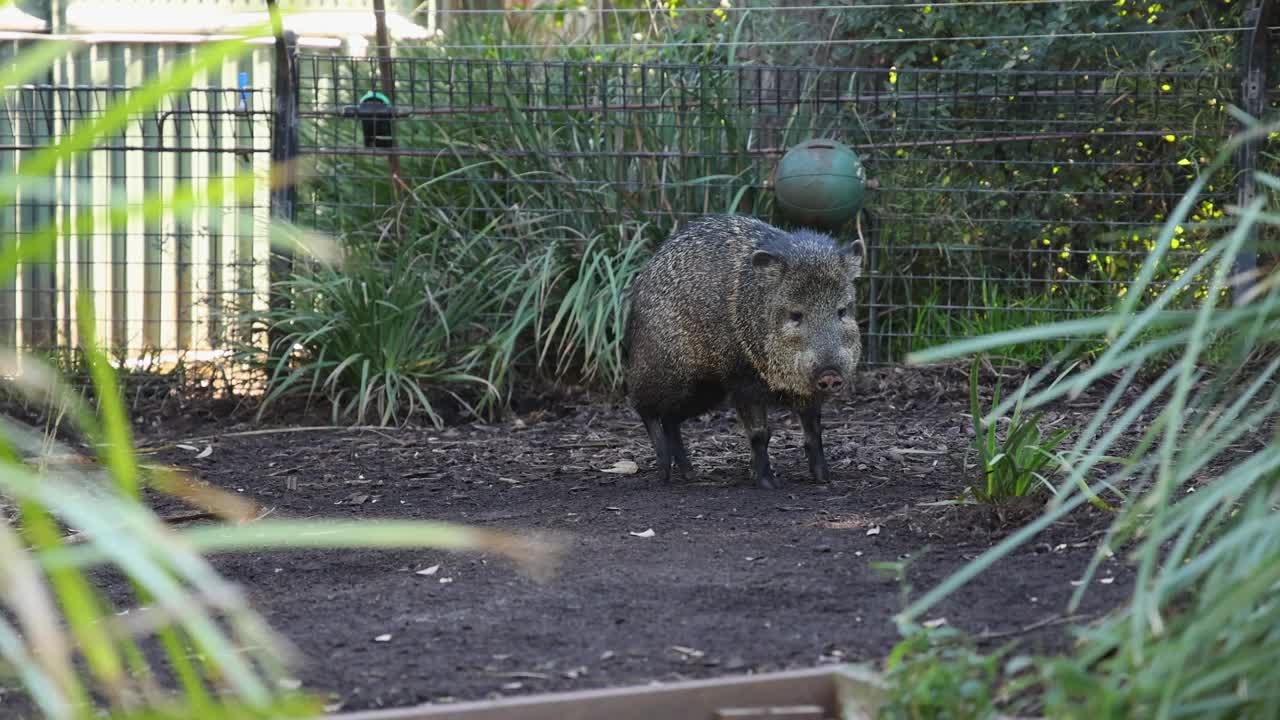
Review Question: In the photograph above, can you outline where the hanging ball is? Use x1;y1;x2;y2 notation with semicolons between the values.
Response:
772;138;867;232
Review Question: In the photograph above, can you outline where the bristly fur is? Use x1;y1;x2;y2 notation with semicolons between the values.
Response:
622;214;864;488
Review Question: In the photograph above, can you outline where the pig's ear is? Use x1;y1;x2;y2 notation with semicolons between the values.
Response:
751;250;787;281
841;239;865;278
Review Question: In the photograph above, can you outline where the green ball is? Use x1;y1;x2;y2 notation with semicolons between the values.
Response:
772;138;867;232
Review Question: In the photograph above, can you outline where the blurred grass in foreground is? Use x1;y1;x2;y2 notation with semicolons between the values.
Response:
0;29;564;720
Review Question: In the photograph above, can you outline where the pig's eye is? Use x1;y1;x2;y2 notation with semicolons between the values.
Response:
788;311;804;324
837;306;847;320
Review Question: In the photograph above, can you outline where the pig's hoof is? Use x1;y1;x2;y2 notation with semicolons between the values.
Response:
756;470;782;490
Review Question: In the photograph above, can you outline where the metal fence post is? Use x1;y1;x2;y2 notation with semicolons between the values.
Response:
861;208;880;366
372;0;407;196
18;72;57;350
267;0;299;357
1233;0;1277;304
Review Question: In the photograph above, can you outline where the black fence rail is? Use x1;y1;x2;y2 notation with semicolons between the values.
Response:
295;53;1254;365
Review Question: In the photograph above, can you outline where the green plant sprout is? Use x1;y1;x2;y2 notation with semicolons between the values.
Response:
967;355;1075;503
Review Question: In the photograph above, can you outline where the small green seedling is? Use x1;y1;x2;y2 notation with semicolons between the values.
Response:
968;356;1074;503
880;625;1018;720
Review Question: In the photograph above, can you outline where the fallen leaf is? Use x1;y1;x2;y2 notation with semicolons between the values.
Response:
374;634;391;642
1100;577;1115;585
629;528;655;538
439;577;454;584
496;671;549;680
196;445;213;459
501;682;523;691
416;564;440;576
602;460;639;475
866;526;881;536
923;618;947;629
177;444;199;452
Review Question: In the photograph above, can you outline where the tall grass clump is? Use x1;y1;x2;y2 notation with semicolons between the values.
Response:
0;32;562;720
247;169;658;423
250;216;513;427
900;110;1280;718
532;228;653;387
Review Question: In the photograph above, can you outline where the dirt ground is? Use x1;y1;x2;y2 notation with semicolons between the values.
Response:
10;366;1159;714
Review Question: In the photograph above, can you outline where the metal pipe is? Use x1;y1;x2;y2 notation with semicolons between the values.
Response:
1233;0;1277;305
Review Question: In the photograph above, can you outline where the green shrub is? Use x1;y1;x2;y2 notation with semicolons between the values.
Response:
872;555;1036;719
880;625;1022;720
902;115;1280;718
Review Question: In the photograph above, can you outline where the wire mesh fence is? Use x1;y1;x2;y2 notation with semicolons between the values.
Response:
0;40;275;370
1;22;1272;385
296;52;1247;365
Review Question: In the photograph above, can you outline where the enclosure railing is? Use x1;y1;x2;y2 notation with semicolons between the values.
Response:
294;54;1248;364
1;39;1272;369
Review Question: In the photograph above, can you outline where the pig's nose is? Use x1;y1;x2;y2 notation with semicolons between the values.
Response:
815;370;844;394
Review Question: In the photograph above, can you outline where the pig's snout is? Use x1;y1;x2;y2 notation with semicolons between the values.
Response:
814;367;845;394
